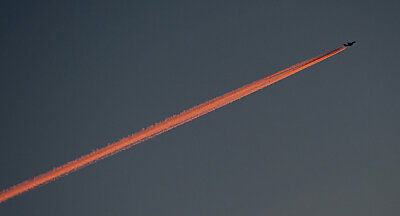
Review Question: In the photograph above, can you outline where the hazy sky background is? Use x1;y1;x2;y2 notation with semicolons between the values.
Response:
1;0;399;215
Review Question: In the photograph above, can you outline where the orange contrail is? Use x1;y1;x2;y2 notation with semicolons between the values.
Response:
0;46;347;203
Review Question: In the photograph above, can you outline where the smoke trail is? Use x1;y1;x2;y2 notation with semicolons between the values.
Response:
0;46;347;203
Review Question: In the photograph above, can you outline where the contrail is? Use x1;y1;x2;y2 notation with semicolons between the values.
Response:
0;46;347;203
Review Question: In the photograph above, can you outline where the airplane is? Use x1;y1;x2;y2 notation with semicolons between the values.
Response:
344;41;356;46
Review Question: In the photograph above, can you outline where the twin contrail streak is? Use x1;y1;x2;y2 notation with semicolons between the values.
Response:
0;46;347;203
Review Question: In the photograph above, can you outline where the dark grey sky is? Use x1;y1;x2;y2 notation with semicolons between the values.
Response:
1;0;399;215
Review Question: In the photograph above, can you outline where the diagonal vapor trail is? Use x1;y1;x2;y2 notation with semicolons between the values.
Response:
0;46;347;203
